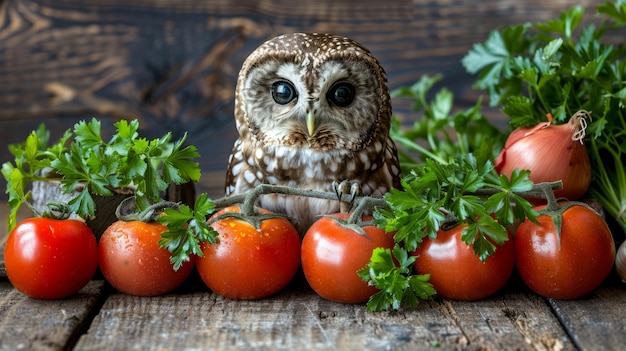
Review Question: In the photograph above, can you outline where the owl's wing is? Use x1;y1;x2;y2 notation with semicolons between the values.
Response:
224;138;244;196
384;136;402;190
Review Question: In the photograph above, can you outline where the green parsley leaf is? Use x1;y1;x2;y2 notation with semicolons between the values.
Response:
73;118;103;150
597;0;626;25
535;5;583;41
161;135;201;185
157;193;218;271
358;245;436;312
1;124;76;229
462;24;531;106
390;74;506;171
464;216;508;261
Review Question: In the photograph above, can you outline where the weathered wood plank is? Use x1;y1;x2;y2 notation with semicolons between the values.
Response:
548;283;626;351
0;0;619;202
2;1;626;349
0;280;107;351
73;282;573;351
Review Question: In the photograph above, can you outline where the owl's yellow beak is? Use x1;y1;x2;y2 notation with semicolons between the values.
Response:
306;109;315;136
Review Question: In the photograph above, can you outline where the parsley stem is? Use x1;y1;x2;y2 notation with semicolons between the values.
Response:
22;200;41;218
473;180;562;198
392;134;448;165
588;135;626;231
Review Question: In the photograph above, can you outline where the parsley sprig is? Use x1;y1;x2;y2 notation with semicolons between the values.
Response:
358;245;436;312
390;74;506;174
2;118;201;231
375;154;538;260
158;193;218;270
461;0;626;230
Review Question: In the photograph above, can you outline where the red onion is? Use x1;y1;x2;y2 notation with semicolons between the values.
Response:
495;111;591;200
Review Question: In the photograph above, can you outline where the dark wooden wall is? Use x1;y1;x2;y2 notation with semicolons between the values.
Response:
0;0;615;200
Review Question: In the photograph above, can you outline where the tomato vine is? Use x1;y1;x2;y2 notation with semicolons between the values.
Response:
153;162;561;311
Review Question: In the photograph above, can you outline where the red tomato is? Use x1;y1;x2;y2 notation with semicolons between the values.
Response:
412;223;515;301
301;213;395;304
4;218;98;299
99;220;195;296
515;203;615;299
197;206;301;300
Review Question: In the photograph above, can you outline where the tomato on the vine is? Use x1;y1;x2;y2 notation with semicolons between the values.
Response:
412;223;515;301
301;213;395;304
4;218;98;299
196;206;301;300
99;220;195;296
515;203;615;300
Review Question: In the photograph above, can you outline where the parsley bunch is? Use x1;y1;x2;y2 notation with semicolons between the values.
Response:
376;155;537;259
462;1;626;230
360;154;541;311
390;74;506;174
2;118;201;231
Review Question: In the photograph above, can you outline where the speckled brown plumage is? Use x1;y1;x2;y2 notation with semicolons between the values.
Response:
225;33;400;234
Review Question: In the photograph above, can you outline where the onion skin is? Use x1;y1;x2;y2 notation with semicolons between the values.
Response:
495;113;591;200
617;241;626;283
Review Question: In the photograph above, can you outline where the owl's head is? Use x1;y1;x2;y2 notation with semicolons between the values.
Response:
234;33;391;152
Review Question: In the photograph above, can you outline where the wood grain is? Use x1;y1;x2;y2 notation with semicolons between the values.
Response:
0;0;618;201
548;284;626;350
2;2;626;350
0;280;106;351
3;268;626;350
73;283;573;351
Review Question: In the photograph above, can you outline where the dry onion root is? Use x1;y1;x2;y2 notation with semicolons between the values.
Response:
495;110;592;201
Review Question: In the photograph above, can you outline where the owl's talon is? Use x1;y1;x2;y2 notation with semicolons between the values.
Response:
349;182;362;198
332;180;349;201
333;180;361;212
332;180;345;200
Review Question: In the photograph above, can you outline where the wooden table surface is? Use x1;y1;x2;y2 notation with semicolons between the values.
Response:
2;1;626;350
1;203;626;351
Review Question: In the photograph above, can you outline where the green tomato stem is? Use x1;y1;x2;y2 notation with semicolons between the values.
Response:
205;211;291;231
115;196;180;222
209;183;390;228
39;202;71;220
347;196;390;225
213;180;561;230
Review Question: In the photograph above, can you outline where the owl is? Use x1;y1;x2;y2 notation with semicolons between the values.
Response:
225;33;401;234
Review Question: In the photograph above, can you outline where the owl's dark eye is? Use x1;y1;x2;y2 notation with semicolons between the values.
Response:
327;82;355;107
271;81;297;105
